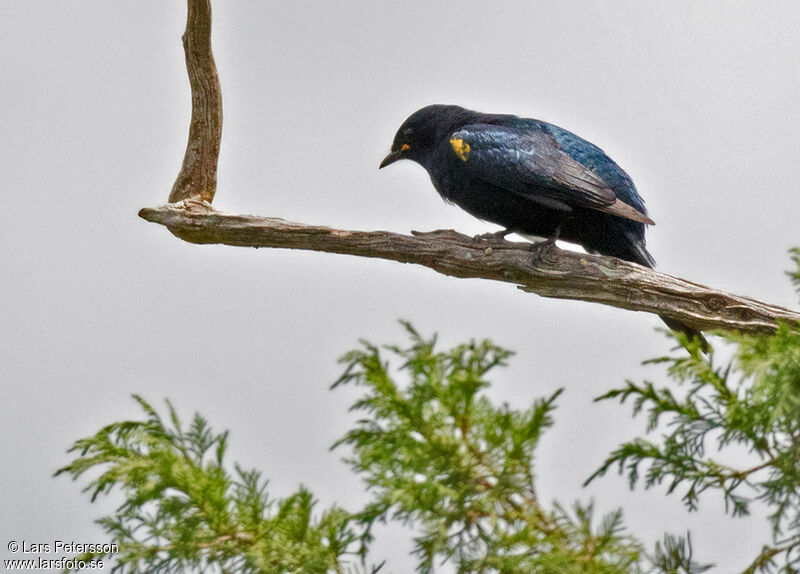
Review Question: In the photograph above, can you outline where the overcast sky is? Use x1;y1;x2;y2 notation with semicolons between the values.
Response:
2;1;799;571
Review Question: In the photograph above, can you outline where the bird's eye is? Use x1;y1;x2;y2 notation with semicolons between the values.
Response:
403;127;414;139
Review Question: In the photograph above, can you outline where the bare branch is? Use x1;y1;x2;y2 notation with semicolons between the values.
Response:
169;0;222;204
151;2;798;340
139;201;800;336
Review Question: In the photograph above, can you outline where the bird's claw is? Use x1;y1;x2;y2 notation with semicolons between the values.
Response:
472;229;512;243
529;239;560;266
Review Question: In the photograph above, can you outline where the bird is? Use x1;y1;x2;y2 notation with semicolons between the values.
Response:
379;104;707;349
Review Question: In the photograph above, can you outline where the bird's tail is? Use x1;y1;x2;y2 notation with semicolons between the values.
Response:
659;315;710;353
620;233;710;353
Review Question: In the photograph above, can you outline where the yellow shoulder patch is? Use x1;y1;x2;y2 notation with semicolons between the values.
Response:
449;138;471;162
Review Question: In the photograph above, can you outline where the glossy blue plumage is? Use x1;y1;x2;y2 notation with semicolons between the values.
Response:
544;123;645;213
388;105;655;266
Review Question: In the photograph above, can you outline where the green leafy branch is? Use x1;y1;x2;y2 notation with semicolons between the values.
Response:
331;322;648;573
588;250;800;573
56;396;363;574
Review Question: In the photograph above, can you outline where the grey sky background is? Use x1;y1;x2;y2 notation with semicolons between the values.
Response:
2;1;799;571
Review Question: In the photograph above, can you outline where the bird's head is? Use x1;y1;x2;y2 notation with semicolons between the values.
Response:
380;104;470;170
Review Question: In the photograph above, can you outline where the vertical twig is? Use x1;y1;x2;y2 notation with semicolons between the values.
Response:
169;0;222;204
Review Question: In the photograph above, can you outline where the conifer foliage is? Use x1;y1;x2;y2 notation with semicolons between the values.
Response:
590;251;800;573
58;251;800;572
56;396;359;573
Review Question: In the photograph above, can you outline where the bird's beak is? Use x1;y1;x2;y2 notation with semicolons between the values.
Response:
379;150;402;169
379;144;410;169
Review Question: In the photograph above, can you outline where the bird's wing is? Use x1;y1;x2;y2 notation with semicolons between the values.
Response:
448;124;654;225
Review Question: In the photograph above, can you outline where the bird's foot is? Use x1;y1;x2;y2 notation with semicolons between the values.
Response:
473;229;512;243
529;238;560;266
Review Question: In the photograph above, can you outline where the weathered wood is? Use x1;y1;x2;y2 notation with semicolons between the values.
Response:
152;2;797;339
168;0;222;204
139;201;800;336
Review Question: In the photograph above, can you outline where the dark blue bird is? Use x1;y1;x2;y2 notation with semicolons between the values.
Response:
380;104;706;347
